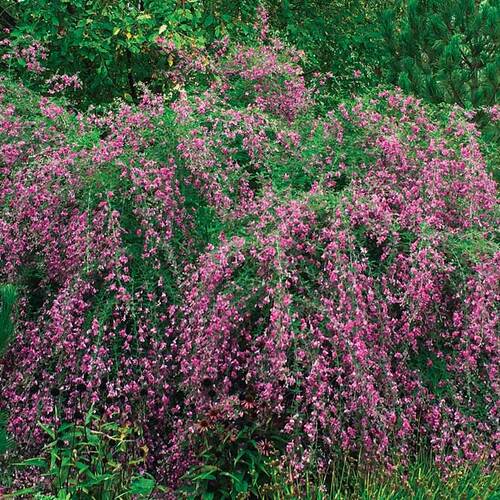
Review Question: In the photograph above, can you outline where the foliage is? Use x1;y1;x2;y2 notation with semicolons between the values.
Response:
181;424;284;498
0;0;401;106
0;284;16;456
266;0;398;98
264;456;500;499
0;284;16;355
0;0;211;105
382;0;499;140
7;407;160;498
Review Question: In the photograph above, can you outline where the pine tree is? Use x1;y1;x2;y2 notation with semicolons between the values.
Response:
383;0;499;120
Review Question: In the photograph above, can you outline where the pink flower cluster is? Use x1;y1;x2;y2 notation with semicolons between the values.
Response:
0;79;188;488
0;36;498;493
0;37;47;74
45;74;82;95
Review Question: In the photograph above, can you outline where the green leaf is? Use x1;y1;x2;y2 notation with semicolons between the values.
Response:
77;474;115;487
129;475;156;495
0;284;16;355
15;457;48;468
85;405;94;426
75;461;90;472
9;487;38;496
39;422;55;439
194;472;216;481
236;479;249;493
190;464;219;481
204;15;215;27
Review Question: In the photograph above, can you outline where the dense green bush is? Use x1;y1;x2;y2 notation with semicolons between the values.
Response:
267;0;398;98
1;0;210;105
0;0;399;106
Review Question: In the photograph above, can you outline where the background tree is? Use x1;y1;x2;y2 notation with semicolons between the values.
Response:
0;0;211;105
0;0;398;106
267;0;397;95
383;0;499;125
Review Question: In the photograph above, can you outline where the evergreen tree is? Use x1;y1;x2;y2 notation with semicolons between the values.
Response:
383;0;499;120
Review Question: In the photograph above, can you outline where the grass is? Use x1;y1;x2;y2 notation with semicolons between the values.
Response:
263;457;500;499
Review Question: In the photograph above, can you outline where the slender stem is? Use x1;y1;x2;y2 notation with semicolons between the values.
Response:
126;49;138;102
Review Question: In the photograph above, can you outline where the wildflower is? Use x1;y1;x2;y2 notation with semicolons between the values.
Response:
257;439;275;456
195;419;211;433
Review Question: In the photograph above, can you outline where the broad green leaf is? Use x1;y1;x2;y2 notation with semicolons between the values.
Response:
14;457;48;468
129;475;156;495
204;15;215;27
10;487;38;496
38;422;55;439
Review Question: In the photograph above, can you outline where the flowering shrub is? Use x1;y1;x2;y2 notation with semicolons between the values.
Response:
0;77;189;493
0;32;498;496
